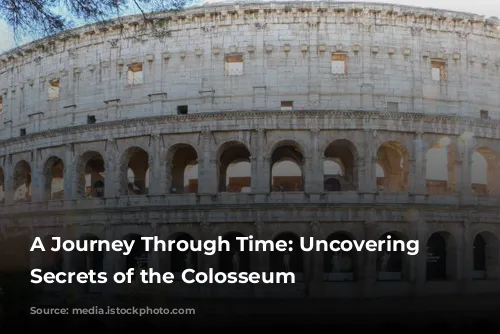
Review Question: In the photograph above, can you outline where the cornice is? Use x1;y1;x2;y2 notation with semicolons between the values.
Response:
2;201;500;223
0;1;498;69
1;110;499;149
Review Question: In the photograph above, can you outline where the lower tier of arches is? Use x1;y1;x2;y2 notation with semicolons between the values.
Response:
1;212;499;299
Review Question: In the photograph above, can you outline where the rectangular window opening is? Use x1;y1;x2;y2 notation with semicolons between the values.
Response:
48;80;60;100
225;54;243;76
387;102;399;112
20;128;26;136
0;96;3;115
431;61;446;81
87;115;96;124
480;110;489;119
331;53;347;74
127;63;144;85
281;101;293;111
177;105;188;115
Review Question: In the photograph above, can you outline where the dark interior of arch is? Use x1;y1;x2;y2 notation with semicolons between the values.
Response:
218;143;251;192
426;233;447;281
270;232;303;273
376;232;403;276
171;233;197;272
473;234;486;271
324;140;357;184
170;145;198;193
219;232;250;272
324;232;356;277
125;234;148;272
271;145;304;165
125;148;149;195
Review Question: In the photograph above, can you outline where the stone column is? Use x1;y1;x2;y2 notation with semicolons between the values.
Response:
147;134;163;195
361;129;377;197
305;129;322;194
460;220;473;293
4;155;13;205
361;220;378;298
308;221;323;297
459;139;473;197
199;221;215;297
252;221;268;297
412;217;428;296
411;132;426;196
198;129;217;195
63;144;75;201
104;139;120;198
32;149;44;203
102;222;119;296
251;128;269;196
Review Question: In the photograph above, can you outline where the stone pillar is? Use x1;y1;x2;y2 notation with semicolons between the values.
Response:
412;217;428;296
199;221;215;297
411;132;426;196
32;149;44;202
460;220;473;293
308;221;323;297
459;139;473;197
147;134;163;195
361;129;377;196
104;139;120;198
361;220;378;298
251;128;269;195
252;221;268;297
305;129;322;194
63;144;75;201
4;155;13;205
102;223;119;296
198;129;217;195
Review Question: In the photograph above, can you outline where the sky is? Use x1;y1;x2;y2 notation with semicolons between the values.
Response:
0;0;499;53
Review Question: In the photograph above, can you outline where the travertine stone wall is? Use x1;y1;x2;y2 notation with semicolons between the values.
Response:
0;1;500;139
0;2;500;300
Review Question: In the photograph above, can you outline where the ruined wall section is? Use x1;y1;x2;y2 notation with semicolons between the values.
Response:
0;2;499;140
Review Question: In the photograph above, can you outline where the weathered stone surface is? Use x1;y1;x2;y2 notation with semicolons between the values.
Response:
0;1;499;299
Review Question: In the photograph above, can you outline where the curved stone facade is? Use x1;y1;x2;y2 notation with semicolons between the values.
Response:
0;1;500;300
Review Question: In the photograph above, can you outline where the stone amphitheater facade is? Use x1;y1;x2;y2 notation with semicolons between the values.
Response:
0;0;499;300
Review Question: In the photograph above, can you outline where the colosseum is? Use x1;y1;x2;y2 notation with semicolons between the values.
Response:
1;0;500;328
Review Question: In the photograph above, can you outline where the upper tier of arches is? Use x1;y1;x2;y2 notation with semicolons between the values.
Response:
0;2;499;140
0;125;498;206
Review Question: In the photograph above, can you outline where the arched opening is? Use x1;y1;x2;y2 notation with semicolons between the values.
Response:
74;234;104;293
376;142;409;192
168;144;198;194
219;232;250;272
78;151;105;198
270;142;304;192
270;232;303;280
426;232;456;281
41;235;63;272
473;232;500;280
124;234;148;281
323;232;356;281
122;147;149;195
0;168;4;204
471;147;497;196
377;232;406;281
44;157;64;200
324;177;341;192
170;233;198;279
376;163;385;191
425;137;455;195
217;142;251;193
323;139;358;191
13;160;31;202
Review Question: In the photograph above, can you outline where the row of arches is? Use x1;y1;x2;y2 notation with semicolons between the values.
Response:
2;136;497;202
38;230;499;285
